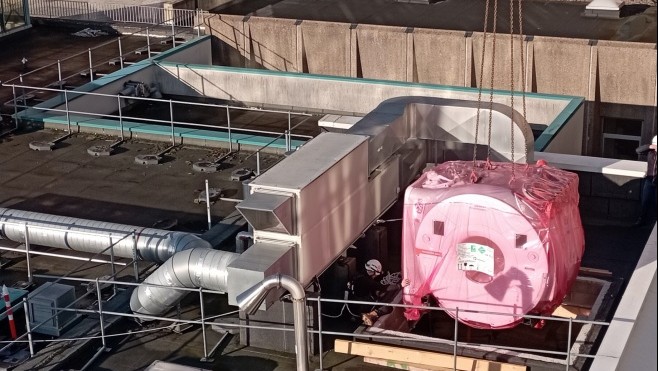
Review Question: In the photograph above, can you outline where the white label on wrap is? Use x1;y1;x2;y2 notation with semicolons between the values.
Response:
457;243;494;276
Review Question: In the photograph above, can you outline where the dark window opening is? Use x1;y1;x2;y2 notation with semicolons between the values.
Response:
601;117;642;160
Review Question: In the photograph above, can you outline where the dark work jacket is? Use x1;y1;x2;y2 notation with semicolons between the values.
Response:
350;273;387;300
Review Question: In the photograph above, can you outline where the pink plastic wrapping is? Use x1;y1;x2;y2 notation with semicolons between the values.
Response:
402;160;584;329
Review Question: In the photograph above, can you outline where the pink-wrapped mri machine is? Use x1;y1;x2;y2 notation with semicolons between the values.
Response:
402;160;585;329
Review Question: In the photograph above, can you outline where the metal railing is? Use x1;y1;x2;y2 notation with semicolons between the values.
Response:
1;0;28;33
28;0;199;28
2;14;313;166
0;222;611;371
0;278;610;371
5;81;313;163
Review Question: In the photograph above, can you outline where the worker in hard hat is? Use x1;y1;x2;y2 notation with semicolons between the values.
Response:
346;259;410;326
636;135;657;226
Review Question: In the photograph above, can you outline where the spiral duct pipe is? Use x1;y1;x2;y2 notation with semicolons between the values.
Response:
130;247;239;316
0;208;211;263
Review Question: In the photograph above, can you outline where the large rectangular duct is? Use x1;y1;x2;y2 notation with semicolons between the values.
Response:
234;132;372;288
227;242;294;309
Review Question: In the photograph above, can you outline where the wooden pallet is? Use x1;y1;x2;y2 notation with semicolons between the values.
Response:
335;339;527;371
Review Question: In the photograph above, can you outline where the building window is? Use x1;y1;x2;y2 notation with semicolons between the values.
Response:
601;117;642;160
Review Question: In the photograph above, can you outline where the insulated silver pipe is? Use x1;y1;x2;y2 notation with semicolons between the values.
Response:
0;208;239;318
129;247;239;316
0;208;210;263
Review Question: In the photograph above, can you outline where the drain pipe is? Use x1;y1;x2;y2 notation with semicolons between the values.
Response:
236;274;308;371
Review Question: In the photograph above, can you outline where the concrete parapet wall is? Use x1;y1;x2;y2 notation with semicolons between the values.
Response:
157;37;212;65
158;63;577;129
204;14;247;67
206;15;657;105
543;103;585;155
207;15;657;155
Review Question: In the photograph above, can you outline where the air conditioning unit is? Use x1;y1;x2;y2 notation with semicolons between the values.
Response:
28;282;79;336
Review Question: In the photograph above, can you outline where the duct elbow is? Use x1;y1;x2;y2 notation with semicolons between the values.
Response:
279;275;305;301
130;248;239;317
235;231;253;253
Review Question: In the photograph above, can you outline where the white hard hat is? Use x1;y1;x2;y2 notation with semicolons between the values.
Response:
365;259;382;274
651;135;657;149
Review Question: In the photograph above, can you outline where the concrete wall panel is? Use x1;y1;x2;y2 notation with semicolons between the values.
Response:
355;25;407;81
544;104;584;155
300;20;350;76
247;17;299;72
472;34;526;91
205;14;248;67
205;14;246;54
413;30;466;86
533;38;591;97
156;64;207;97
597;45;656;106
158;37;212;65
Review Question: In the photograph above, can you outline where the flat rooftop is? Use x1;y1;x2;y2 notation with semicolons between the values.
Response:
1;128;654;371
0;24;179;126
0;18;655;371
217;0;657;43
0;129;283;228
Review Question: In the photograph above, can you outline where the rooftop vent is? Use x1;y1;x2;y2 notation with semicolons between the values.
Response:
236;192;294;235
585;0;625;18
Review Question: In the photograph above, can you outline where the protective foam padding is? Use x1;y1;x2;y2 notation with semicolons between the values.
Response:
402;160;584;329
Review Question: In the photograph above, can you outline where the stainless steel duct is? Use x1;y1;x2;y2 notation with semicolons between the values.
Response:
347;96;534;175
0;207;240;318
130;247;239;316
235;231;253;253
236;274;308;371
0;208;211;263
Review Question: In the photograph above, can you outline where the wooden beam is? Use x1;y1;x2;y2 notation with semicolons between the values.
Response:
579;267;613;277
365;356;452;370
552;304;591;319
334;340;527;371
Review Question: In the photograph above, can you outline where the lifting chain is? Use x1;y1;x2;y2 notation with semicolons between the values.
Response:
486;0;499;168
471;0;496;182
510;0;516;176
472;0;492;168
472;0;528;182
518;0;528;163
